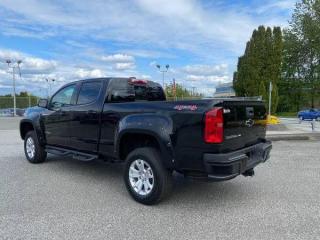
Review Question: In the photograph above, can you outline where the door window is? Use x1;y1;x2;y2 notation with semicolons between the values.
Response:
77;81;102;105
50;84;76;109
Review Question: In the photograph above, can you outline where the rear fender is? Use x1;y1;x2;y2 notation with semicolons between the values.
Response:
115;114;174;168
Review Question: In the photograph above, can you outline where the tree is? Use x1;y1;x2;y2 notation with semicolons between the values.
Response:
18;91;29;97
233;25;283;113
280;29;307;112
258;81;267;101
281;0;320;109
164;83;201;99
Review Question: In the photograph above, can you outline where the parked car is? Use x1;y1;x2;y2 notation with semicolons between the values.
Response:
20;77;272;205
16;108;25;116
24;106;45;117
0;108;12;117
298;109;320;121
0;108;25;117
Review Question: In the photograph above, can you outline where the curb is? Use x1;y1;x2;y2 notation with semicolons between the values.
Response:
267;133;320;141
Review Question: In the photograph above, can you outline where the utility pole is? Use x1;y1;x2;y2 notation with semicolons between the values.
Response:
192;87;196;97
156;64;169;88
28;92;31;107
268;81;272;116
6;59;22;117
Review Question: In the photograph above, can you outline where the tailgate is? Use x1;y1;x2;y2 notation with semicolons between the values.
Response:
222;101;267;151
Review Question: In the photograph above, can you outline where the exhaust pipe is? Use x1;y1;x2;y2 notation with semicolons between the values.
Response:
243;168;255;177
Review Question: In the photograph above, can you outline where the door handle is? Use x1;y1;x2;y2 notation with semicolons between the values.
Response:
57;111;66;116
86;110;96;114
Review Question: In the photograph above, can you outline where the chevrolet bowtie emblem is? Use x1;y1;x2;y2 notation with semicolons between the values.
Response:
245;119;254;127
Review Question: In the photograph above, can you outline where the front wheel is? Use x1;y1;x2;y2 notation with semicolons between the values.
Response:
124;147;173;205
24;131;47;163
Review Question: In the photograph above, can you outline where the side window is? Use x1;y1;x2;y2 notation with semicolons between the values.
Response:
50;84;76;109
77;81;102;105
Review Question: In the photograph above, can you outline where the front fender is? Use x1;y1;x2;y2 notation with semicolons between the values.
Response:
115;113;174;168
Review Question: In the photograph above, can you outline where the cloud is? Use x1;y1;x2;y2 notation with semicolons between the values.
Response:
0;0;291;56
0;48;142;96
256;0;296;14
182;64;228;76
0;49;57;75
0;0;293;96
113;62;134;71
74;68;104;78
101;54;134;63
186;75;230;83
101;53;136;71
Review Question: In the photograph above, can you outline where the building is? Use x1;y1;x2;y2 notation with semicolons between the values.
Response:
214;82;235;97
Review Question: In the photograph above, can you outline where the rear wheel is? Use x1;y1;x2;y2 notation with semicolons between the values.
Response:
24;131;47;163
124;147;172;205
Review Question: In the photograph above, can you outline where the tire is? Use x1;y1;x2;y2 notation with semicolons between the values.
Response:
124;147;173;205
24;131;47;164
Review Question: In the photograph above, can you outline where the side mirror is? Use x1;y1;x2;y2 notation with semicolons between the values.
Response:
38;99;48;108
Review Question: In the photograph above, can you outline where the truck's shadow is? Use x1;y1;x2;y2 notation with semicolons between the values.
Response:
45;154;255;207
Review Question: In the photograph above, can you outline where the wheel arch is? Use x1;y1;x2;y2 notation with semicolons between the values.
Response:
116;129;174;169
20;117;46;145
115;110;175;169
20;120;35;140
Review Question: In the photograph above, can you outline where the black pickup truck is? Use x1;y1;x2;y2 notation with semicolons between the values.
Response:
20;77;272;204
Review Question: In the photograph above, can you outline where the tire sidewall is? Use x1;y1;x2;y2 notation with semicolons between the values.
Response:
24;131;46;163
124;148;164;204
24;132;36;162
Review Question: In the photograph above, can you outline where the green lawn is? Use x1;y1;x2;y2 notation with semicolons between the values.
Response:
276;112;298;118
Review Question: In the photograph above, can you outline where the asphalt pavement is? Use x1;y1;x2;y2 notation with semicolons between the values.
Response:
0;117;320;240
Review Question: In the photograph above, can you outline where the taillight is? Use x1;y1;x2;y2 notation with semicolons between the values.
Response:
204;107;224;143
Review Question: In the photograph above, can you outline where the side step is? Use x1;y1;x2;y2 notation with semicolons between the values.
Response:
45;146;98;161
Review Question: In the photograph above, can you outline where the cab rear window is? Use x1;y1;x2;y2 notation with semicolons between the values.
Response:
108;78;165;102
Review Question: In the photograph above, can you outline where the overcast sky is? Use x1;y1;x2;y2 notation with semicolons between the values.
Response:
0;0;295;96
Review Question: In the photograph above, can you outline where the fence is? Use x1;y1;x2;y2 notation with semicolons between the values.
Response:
0;97;39;109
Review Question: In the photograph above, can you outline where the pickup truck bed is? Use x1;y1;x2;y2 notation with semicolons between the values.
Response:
20;77;272;204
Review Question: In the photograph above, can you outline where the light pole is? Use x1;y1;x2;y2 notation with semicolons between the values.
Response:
268;81;272;116
156;64;169;88
6;59;22;117
46;78;56;98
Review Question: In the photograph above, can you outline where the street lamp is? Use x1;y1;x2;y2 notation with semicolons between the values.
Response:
6;59;22;117
46;78;56;98
156;64;170;87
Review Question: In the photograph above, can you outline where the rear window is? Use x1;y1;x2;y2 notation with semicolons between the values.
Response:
108;78;165;102
134;83;165;101
77;81;102;105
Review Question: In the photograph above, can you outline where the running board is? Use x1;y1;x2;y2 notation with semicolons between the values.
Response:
45;146;98;161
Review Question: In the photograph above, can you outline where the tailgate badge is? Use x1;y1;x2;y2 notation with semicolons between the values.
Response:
174;105;198;111
223;108;231;114
245;119;255;127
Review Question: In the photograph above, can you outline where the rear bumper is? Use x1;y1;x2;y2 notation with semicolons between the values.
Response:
203;141;272;181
